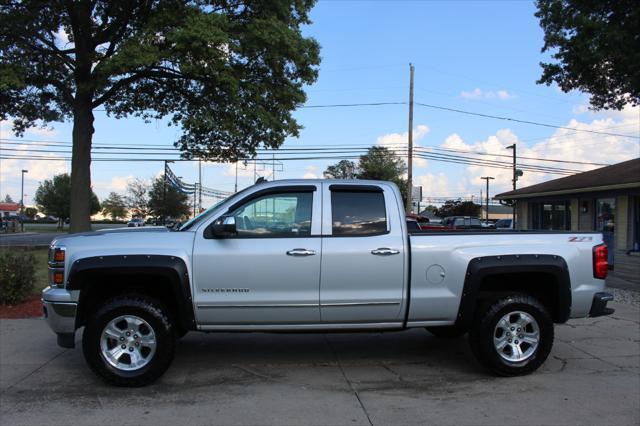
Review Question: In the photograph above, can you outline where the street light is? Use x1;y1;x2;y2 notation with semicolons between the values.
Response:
506;144;517;228
480;176;494;224
20;169;28;232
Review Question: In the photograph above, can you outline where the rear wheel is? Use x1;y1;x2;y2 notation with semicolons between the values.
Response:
82;295;176;387
469;294;553;376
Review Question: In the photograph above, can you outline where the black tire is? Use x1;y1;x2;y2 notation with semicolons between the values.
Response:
468;294;554;376
82;295;176;387
426;325;467;338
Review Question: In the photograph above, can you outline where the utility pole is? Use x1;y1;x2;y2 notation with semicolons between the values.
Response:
272;153;276;181
506;144;517;229
20;169;28;232
481;176;494;224
234;162;238;192
198;159;202;214
193;183;198;217
406;63;414;214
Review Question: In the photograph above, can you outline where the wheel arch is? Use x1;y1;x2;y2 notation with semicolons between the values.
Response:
68;255;196;335
455;254;571;329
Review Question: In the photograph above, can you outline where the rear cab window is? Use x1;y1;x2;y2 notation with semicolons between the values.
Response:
329;186;388;236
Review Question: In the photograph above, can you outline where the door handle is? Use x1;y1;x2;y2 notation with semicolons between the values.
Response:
286;248;316;256
371;247;400;256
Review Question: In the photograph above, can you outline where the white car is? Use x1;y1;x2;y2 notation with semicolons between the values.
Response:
127;218;145;227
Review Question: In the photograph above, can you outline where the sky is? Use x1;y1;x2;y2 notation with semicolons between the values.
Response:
1;0;639;211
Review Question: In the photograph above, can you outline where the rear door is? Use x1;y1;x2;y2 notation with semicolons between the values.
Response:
319;183;407;323
192;184;322;325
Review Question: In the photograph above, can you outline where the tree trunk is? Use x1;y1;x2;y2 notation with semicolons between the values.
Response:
69;94;94;233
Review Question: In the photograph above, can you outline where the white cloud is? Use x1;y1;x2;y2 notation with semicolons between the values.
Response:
414;173;451;198
436;105;639;197
93;175;135;198
461;88;515;100
55;26;72;48
376;124;430;168
302;166;319;179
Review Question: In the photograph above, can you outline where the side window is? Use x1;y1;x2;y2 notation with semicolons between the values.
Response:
331;191;387;236
230;192;313;237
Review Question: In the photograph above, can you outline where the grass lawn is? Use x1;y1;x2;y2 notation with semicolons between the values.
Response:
31;247;49;295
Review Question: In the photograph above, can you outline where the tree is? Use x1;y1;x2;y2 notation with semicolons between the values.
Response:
101;192;127;221
147;177;190;220
1;1;320;233
358;146;408;204
3;194;14;203
436;200;481;218
125;179;151;218
34;173;100;229
324;160;358;179
24;207;38;219
535;0;639;110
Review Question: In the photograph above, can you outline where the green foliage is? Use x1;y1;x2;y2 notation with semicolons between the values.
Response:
147;177;191;220
535;0;639;110
34;174;100;227
323;160;359;179
358;146;408;203
3;194;14;203
101;192;127;220
323;147;409;203
0;250;35;305
125;178;151;218
0;1;320;232
24;207;37;219
436;200;481;218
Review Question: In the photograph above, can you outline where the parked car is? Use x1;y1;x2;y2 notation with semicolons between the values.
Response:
42;179;613;386
495;218;514;230
127;218;145;227
441;216;483;229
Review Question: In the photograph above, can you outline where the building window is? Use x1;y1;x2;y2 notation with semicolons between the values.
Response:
596;198;615;233
530;201;571;230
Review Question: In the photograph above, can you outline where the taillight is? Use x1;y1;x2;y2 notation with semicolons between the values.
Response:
593;244;608;279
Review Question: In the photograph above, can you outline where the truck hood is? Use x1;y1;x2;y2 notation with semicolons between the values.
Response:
51;226;172;247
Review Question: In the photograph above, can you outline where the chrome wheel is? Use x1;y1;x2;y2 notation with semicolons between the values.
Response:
493;310;540;363
100;315;157;371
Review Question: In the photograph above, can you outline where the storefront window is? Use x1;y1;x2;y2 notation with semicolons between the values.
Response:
540;202;570;230
596;198;615;232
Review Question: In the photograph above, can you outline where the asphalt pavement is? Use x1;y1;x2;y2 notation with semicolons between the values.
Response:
1;299;638;425
0;224;127;247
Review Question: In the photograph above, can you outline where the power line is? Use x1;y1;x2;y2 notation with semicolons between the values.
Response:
0;139;613;167
415;102;640;139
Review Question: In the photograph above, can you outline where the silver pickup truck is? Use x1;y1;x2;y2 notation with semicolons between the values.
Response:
42;179;613;386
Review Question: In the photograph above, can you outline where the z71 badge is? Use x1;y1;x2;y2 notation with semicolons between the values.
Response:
568;236;593;242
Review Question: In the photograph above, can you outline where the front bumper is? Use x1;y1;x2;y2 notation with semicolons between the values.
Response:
42;286;77;348
589;292;615;317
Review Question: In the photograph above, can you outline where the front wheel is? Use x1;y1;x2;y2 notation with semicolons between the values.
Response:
468;294;554;376
82;295;176;387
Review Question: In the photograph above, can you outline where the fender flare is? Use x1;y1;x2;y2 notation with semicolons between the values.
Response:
67;255;196;332
455;254;571;328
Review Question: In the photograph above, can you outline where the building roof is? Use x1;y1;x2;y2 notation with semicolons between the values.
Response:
0;203;19;212
495;158;640;200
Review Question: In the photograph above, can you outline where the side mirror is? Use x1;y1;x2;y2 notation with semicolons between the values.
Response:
204;215;237;239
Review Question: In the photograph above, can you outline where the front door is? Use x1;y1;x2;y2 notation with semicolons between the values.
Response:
320;184;406;323
193;186;321;325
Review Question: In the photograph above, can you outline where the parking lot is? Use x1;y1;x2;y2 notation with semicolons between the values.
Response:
1;295;638;426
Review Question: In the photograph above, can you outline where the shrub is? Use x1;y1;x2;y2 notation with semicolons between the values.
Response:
0;249;36;305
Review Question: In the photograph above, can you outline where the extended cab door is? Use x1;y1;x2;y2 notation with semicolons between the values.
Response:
320;183;407;323
192;184;321;326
